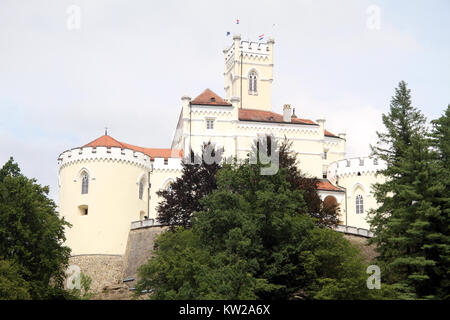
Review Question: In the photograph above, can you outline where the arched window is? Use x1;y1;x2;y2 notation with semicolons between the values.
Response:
356;195;364;214
161;179;174;192
249;71;257;93
139;179;145;200
81;172;89;194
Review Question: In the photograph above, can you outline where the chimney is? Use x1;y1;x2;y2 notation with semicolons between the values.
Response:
316;118;325;135
181;95;191;118
291;108;297;119
283;104;291;122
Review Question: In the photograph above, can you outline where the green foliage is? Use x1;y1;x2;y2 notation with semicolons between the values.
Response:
0;157;72;299
137;159;387;299
0;260;31;300
156;144;223;229
68;272;94;300
369;82;449;299
277;138;340;227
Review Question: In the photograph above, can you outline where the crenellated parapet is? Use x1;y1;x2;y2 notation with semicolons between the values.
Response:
58;146;153;171
327;157;386;183
58;146;184;173
224;35;274;73
152;157;182;172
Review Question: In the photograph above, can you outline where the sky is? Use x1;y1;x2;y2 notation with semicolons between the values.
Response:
0;0;449;201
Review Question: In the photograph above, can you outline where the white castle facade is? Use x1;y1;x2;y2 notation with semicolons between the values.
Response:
58;35;385;256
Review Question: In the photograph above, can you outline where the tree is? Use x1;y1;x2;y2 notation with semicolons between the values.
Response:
369;81;448;299
430;105;450;169
427;105;450;299
156;143;223;229
278;138;340;227
0;260;31;300
0;157;71;299
250;135;340;227
137;158;391;299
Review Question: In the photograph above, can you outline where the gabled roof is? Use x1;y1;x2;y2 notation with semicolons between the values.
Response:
191;89;232;106
317;179;344;192
238;109;317;125
83;135;183;160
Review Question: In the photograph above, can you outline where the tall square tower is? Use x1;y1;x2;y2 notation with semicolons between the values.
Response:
223;34;274;112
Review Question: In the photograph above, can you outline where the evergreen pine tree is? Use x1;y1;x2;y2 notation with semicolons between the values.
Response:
369;81;447;299
428;105;450;299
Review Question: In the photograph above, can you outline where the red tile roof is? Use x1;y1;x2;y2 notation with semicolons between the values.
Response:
324;130;338;138
317;180;344;192
83;135;183;160
191;89;232;106
238;109;317;125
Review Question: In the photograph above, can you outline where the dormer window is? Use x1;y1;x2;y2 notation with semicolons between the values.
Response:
249;71;257;94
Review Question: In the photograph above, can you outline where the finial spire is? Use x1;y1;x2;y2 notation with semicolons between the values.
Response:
104;126;108;136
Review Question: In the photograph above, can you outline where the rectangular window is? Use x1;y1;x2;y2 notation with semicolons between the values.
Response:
206;119;214;130
323;151;327;160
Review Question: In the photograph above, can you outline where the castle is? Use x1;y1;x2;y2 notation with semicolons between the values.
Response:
58;35;385;260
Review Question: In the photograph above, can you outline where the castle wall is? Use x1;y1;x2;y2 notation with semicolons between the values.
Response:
122;225;168;282
178;97;346;179
148;160;182;219
68;255;124;293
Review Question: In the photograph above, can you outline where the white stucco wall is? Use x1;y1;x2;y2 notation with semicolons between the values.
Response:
327;158;386;229
58;147;181;255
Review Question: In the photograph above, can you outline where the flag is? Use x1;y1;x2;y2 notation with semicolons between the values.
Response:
236;19;239;24
258;34;264;41
226;31;231;36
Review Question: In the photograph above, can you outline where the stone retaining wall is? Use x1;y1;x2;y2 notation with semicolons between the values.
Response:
68;254;124;293
344;234;378;262
122;225;168;282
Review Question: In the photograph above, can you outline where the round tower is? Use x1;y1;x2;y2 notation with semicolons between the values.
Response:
58;135;153;255
327;157;386;229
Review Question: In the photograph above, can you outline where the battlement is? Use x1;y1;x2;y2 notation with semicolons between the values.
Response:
152;157;182;171
58;146;183;171
224;35;273;64
327;157;386;182
58;146;183;172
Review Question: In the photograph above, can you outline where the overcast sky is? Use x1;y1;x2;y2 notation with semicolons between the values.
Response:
1;0;449;201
